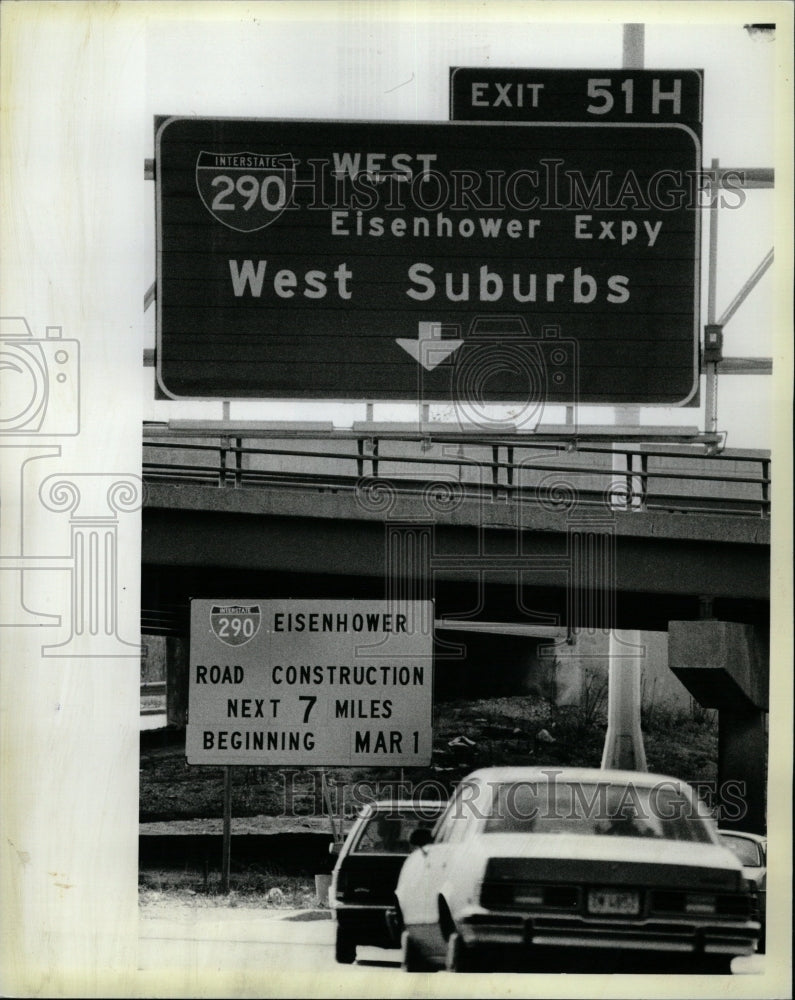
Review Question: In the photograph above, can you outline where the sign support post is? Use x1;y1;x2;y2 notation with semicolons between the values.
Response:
321;770;340;845
221;765;232;893
705;157;721;434
602;24;647;773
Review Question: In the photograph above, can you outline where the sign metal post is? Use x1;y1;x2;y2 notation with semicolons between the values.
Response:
221;766;232;893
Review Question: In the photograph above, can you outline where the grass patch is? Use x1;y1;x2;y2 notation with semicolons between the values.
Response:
139;867;318;907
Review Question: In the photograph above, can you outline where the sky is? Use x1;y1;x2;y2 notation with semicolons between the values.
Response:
141;10;782;449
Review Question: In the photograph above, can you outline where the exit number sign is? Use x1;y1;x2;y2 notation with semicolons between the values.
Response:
450;68;702;130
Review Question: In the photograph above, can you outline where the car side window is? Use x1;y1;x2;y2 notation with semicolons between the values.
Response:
434;782;477;844
353;812;426;854
433;802;458;844
720;835;763;867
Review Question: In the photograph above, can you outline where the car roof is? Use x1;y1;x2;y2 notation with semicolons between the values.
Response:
359;799;446;815
460;766;696;791
718;829;767;845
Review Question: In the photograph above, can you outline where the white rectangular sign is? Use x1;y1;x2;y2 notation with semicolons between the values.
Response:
187;599;433;765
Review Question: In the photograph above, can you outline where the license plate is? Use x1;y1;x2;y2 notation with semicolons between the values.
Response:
587;889;640;915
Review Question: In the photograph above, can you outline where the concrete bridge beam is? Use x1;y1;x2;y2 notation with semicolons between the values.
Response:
667;619;768;833
668;620;769;711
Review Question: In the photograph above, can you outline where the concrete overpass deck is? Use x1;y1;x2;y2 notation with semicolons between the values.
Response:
142;428;769;633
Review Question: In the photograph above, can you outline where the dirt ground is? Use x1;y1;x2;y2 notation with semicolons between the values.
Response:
140;695;720;825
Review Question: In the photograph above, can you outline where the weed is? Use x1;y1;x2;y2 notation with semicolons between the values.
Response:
580;664;609;726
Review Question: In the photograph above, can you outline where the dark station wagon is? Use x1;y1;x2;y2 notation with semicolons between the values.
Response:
329;799;445;964
718;829;767;953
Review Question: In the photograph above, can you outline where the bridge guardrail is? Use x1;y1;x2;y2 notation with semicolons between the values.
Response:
142;427;770;518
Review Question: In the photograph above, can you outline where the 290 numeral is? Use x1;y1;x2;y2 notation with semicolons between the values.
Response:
211;174;288;212
216;616;255;639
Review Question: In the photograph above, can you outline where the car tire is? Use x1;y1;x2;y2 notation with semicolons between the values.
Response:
445;931;478;972
334;927;356;965
400;929;429;972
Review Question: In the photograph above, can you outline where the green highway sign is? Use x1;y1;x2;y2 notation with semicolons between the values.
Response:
156;116;701;405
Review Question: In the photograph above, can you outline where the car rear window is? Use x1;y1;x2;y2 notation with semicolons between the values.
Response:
720;835;762;866
483;781;713;843
352;811;438;854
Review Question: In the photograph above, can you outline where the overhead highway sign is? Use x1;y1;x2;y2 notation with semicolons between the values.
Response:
156;116;701;405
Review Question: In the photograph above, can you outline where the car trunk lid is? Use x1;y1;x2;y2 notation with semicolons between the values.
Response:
336;853;409;904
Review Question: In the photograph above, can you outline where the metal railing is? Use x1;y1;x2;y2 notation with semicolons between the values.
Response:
142;425;770;518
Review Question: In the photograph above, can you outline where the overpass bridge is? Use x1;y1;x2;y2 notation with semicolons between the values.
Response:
142;422;769;629
141;422;771;829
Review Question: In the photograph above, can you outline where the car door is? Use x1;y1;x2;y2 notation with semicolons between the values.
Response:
398;782;477;952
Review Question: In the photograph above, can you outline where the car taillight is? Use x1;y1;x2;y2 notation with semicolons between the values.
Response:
481;882;578;909
684;893;717;915
652;890;752;918
514;887;545;906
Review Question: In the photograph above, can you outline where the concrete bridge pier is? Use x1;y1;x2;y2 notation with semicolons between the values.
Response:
668;619;769;833
718;707;767;833
166;635;189;727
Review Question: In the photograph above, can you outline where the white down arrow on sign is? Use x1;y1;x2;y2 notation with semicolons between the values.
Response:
395;322;463;372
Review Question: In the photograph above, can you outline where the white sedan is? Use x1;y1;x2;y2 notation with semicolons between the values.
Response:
395;767;760;973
